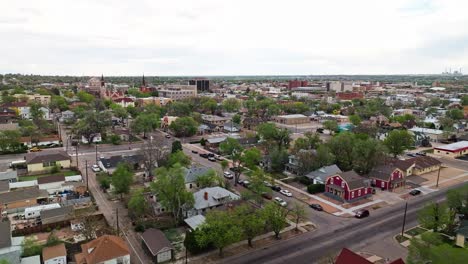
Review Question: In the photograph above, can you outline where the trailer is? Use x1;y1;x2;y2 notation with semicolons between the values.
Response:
24;203;61;219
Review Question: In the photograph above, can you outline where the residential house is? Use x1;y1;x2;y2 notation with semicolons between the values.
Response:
324;171;372;203
409;127;444;143
335;248;405;264
113;97;135;108
20;255;41;264
98;154;144;174
0;188;49;214
38;175;66;194
305;165;342;184
13;94;51;105
409;156;442;175
20;135;61;148
187;187;240;217
75;235;130;264
223;120;240;133
0;170;18;183
25;150;71;173
434;141;468;158
59;110;75;123
285;149;316;175
369;165;405;191
184;165;211;190
81;133;102;144
201;114;230;131
42;243;67;264
141;228;174;263
184;215;206;231
455;221;468;248
0;107;18;123
0;220;24;264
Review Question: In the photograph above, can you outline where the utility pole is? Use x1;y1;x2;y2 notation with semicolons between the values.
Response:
95;144;98;164
116;208;119;235
75;143;79;167
85;160;89;191
436;165;441;188
401;201;408;237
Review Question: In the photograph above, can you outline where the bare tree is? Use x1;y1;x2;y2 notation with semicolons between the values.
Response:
139;135;170;178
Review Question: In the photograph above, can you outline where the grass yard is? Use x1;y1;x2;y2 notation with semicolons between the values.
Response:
405;226;428;237
19;170;79;181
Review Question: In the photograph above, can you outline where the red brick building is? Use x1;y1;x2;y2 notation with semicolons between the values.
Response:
288;80;308;89
325;171;372;203
336;92;364;100
369;165;405;191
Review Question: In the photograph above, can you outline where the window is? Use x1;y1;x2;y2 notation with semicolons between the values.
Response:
351;191;354;198
364;188;367;194
330;178;333;184
341;181;345;188
358;190;361;196
381;181;385;188
42;161;56;167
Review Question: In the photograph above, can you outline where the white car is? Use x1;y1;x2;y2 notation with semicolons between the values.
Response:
215;155;224;161
91;165;101;172
274;197;287;207
280;189;293;197
223;171;233;179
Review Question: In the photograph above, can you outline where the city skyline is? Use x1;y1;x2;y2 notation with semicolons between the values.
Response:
1;0;467;75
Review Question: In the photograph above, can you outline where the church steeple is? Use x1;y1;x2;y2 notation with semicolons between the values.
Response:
100;74;105;87
142;74;146;87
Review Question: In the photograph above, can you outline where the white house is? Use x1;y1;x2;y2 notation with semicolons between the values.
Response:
187;187;240;217
42;244;67;264
81;133;102;144
113;97;135;108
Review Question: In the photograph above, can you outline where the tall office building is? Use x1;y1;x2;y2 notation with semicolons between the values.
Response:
189;79;210;92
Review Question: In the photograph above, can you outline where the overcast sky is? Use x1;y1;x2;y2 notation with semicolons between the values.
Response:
0;0;467;76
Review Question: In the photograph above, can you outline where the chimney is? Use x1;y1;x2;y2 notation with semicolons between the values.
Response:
204;192;208;200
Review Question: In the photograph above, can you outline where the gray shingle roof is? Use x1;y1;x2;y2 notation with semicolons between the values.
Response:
0;188;48;204
141;228;173;256
184;166;211;183
184;215;206;230
306;164;342;182
25;150;70;164
40;205;73;222
0;221;11;248
99;154;144;169
0;181;9;193
337;171;368;190
193;187;240;210
369;165;398;181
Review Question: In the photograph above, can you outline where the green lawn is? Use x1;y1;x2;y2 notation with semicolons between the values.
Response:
396;234;409;243
405;227;428;237
19;170;80;181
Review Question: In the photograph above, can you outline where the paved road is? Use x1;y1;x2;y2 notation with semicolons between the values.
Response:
223;181;466;264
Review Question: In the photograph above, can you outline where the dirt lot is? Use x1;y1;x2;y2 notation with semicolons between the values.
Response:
407;167;467;188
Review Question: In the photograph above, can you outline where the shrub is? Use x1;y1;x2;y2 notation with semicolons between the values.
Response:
307;184;325;194
50;165;61;174
298;176;313;185
184;229;213;254
109;134;121;145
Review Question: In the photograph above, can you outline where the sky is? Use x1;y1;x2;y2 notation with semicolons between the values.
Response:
0;0;467;76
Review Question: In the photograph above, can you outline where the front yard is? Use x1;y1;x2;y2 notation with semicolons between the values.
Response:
19;170;79;181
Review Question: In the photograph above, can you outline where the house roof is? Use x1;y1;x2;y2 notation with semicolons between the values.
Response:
42;243;67;261
305;164;342;182
335;248;372;264
37;175;65;185
0;181;9;193
369;165;399;181
99;154;143;169
434;141;468;152
141;228;174;256
184;215;206;230
193;187;240;210
407;156;442;170
0;221;11;249
40;205;73;221
75;235;130;264
184;166;210;183
389;158;415;171
25;150;70;164
0;188;48;204
336;171;368;190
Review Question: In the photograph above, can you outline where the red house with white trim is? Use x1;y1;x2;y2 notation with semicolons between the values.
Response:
369;165;405;191
325;171;372;203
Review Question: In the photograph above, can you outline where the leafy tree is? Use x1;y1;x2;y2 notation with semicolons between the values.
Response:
446;108;464;120
128;188;148;217
167;150;191;168
219;138;244;185
168;101;192;116
21;237;42;257
77;90;95;103
110;104;128;124
291;132;321;154
195;169;221;188
50;95;69;111
323;120;339;135
295;150;317;176
418;202;450;232
314;144;335;169
439;116;455;131
201;98;218;114
327;132;355;171
269;147;289;172
197;210;242;257
407;232;468;264
352;138;385;174
0;130;23;153
222;98;241;112
461;95;468;106
131;113;160;139
240;147;261;169
232;114;241;125
139;137;170;178
234;205;265;247
349;115;362;126
446;184;468;219
383;130;414;157
150;164;194;225
220;160;229;172
73;111;112;144
171;140;182;153
111;163;134;200
169;117;198;137
262;202;289;239
245;168;270;204
291;202;307;231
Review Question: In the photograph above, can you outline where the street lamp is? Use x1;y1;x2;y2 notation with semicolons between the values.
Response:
401;201;408;237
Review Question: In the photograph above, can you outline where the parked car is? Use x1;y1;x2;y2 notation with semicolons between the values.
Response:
316;128;324;133
261;192;273;200
263;181;273;187
409;189;422;196
191;150;198;154
406;153;417;157
280;189;293;197
223;171;233;179
309;204;323;211
416;152;427;156
355;209;370;219
91;165;101;172
165;134;171;139
199;153;209;158
274;197;287;207
208;156;216;162
242;180;251;188
237;179;244;185
215;155;224;161
271;185;281;192
207;153;215;158
30;147;42;152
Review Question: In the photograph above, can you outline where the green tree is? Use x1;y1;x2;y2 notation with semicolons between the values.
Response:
220;160;229;172
262;202;289;239
323;120;339;135
234;205;265;247
50;95;69;111
232;114;241;125
167;150;191;168
197;210;242;257
291;132;321;154
446;184;468;218
245;168;270;204
461;95;468;106
171;140;182;153
131;113;160;139
314;144;335;169
446;108;464;120
222;98;241;112
77;90;95;103
352;138;385;174
0;130;23;153
418;202;450;232
219;138;244;185
73;111;112;144
150;164;194;225
128;188;148;217
349;115;362;126
21;237;42;257
111;163;134;200
383;130;414;157
291;202;307;231
111;104;128;124
195;169;221;188
241;147;261;169
169;117;198;137
269;147;289;172
327;132;355;171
